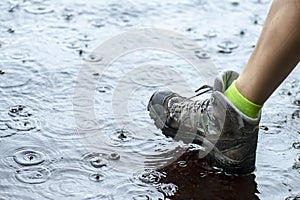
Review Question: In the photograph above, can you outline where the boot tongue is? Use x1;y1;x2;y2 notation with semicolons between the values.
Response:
213;70;239;93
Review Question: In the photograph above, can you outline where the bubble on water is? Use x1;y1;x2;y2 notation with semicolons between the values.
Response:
13;149;45;166
83;53;103;63
8;105;32;117
6;118;38;131
15;166;51;184
157;183;178;197
24;4;54;15
89;173;105;182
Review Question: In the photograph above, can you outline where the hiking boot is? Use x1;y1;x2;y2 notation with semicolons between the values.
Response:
147;70;261;174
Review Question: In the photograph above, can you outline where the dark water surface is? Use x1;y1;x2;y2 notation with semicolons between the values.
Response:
0;0;299;199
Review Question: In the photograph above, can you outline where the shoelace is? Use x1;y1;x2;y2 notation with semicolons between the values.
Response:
169;85;213;120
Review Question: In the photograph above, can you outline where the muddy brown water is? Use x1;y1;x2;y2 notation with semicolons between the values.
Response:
0;0;299;199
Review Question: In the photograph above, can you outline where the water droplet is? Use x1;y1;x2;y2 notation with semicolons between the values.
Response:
178;160;187;168
292;142;300;149
89;173;105;182
157;183;178;197
89;155;108;168
108;152;120;160
110;129;133;143
15;166;50;184
13;149;45;166
137;170;164;185
8;105;32;117
96;84;113;93
260;125;269;131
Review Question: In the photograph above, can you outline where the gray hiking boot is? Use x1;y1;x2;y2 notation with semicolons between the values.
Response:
147;70;261;174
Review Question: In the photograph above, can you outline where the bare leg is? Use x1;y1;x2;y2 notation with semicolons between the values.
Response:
236;0;300;105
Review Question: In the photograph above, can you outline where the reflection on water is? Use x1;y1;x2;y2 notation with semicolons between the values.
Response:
0;0;299;199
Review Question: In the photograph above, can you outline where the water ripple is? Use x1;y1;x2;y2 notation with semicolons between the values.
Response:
15;166;51;184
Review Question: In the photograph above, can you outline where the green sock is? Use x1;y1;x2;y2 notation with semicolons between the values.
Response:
224;80;262;118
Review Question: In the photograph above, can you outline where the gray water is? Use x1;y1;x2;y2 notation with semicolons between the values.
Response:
0;0;299;199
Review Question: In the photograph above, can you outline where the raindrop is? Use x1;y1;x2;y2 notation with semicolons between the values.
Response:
260;125;269;131
137;170;164;185
157;183;178;197
15;166;51;184
89;173;104;182
108;152;120;160
13;149;45;166
109;129;133;143
292;142;300;149
178;160;187;168
8;105;32;117
88;154;108;168
96;84;113;94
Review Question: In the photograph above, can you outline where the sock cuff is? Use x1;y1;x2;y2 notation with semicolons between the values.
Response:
224;80;262;118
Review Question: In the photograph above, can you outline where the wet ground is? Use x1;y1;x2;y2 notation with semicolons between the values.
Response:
0;0;299;199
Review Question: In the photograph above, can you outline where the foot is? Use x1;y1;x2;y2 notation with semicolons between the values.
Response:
147;70;261;174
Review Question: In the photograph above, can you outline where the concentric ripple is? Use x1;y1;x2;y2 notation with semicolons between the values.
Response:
15;166;51;184
13;149;45;166
6;118;38;131
8;105;33;118
0;64;33;88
